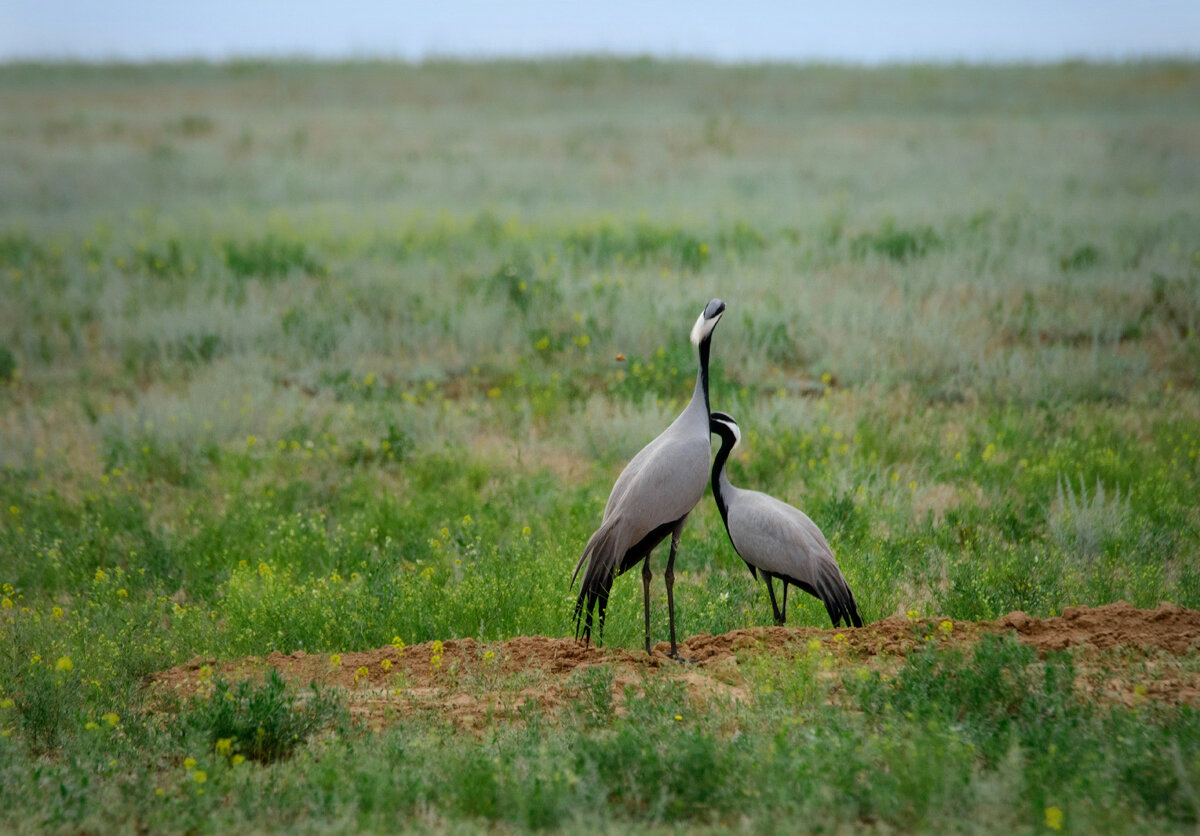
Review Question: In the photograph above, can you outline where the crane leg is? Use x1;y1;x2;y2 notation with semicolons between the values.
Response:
664;520;692;662
765;576;785;625
641;557;653;656
782;582;789;624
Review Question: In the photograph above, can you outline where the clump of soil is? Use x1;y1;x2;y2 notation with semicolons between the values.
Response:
150;601;1200;727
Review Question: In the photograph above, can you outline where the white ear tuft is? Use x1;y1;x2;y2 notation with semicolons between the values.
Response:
690;312;707;345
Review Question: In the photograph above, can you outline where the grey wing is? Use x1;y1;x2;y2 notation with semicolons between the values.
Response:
728;492;862;627
573;432;711;644
602;433;710;536
602;439;656;520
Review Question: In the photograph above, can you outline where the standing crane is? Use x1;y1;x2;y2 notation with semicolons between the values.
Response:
572;298;727;659
709;411;863;628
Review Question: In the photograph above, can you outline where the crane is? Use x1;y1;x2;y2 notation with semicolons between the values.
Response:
572;298;727;658
709;411;863;628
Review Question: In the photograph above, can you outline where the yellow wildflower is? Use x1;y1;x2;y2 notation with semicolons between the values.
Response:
193;771;206;784
232;754;245;766
1044;806;1063;831
329;654;342;669
938;620;953;635
103;712;119;726
183;757;196;771
51;606;63;619
215;738;233;756
55;656;73;672
381;659;392;672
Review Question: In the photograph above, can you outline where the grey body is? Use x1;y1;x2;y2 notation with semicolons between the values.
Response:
710;412;862;628
572;298;726;656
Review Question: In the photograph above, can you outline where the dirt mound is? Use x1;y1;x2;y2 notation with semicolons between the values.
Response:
989;600;1200;653
150;602;1200;725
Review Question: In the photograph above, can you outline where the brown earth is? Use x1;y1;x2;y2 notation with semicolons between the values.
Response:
151;601;1200;728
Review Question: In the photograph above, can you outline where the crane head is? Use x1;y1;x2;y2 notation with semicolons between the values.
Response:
690;298;727;346
709;411;741;449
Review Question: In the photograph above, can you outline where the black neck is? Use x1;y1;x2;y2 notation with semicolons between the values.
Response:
698;336;712;414
710;427;735;528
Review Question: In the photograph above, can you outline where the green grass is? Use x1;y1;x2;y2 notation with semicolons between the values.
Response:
1;58;1199;832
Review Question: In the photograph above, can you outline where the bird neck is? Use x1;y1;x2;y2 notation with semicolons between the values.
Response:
692;336;712;415
710;433;735;528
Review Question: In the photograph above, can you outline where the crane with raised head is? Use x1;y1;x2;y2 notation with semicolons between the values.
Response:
709;411;863;628
572;298;727;659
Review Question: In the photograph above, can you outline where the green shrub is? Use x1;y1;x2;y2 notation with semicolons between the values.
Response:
8;658;84;752
851;220;940;261
0;344;14;382
565;663;615;727
1061;243;1100;271
184;669;344;763
223;235;325;280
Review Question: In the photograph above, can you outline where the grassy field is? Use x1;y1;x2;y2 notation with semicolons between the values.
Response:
1;59;1199;832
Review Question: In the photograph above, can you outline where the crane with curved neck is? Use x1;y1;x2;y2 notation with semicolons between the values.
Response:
710;411;863;629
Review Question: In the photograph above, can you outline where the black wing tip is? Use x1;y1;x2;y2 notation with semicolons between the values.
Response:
572;575;612;648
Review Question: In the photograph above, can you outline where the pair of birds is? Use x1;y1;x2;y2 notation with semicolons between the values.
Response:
571;298;863;658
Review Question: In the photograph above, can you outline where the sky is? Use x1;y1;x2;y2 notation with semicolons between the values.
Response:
2;1;1199;64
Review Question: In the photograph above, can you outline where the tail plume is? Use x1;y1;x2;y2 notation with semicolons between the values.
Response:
789;566;864;629
571;519;627;646
825;573;863;628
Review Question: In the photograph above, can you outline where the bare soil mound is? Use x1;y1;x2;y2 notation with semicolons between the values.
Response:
151;602;1200;726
